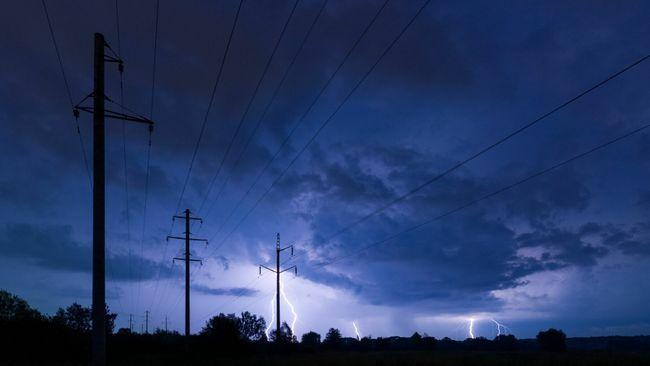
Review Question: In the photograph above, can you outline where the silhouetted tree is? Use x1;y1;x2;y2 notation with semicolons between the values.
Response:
494;334;518;351
422;335;437;350
360;336;373;350
116;327;132;335
238;311;266;341
154;328;180;337
301;331;321;347
376;336;390;350
105;305;117;334
51;303;116;334
464;336;491;351
537;328;566;352
270;322;296;344
411;331;423;348
323;328;342;349
0;290;43;321
52;303;91;333
201;313;241;347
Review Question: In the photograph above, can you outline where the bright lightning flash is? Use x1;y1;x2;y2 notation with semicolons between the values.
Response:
352;321;361;340
465;316;511;339
468;318;475;339
490;318;511;336
280;282;298;335
265;297;275;339
265;282;298;338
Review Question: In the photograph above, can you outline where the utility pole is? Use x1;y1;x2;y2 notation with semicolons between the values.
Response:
167;209;207;339
165;316;168;332
91;32;106;366
129;314;133;332
259;233;296;341
74;32;154;366
145;310;149;334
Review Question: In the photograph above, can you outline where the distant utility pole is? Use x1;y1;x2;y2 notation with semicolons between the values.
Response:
165;316;168;332
129;314;133;332
259;233;296;341
145;310;150;334
73;32;154;366
167;209;207;339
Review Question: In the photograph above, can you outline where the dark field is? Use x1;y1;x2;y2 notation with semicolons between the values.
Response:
107;351;650;366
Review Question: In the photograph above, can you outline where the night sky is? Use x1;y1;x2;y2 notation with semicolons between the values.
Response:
1;0;650;339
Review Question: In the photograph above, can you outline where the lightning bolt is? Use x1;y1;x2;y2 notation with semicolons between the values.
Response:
352;321;361;340
464;317;511;339
490;318;511;336
265;297;275;339
280;282;298;335
264;281;298;339
468;318;475;339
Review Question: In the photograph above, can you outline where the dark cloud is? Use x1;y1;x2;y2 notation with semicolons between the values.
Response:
0;223;175;281
1;0;650;336
193;284;257;297
516;226;608;267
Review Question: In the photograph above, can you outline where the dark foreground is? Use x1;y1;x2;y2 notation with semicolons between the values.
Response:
5;350;650;366
137;351;650;366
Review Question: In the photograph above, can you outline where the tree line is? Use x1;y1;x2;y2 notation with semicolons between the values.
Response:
0;289;568;363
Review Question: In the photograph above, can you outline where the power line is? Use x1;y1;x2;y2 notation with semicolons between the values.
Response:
114;0;135;312
173;0;244;215
315;122;650;268
208;0;429;254
320;55;650;244
40;0;92;191
150;0;244;316
196;0;301;214
279;54;650;266
149;0;160;119
206;0;392;248
137;0;159;317
202;0;329;227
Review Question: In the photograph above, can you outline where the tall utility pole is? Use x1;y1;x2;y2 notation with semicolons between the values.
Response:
145;310;149;334
75;32;154;366
129;314;133;332
259;233;296;341
165;316;168;332
91;32;106;366
167;209;207;338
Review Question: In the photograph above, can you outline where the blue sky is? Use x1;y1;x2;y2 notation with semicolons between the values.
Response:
1;0;650;339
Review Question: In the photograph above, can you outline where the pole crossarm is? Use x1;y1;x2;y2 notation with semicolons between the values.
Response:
174;257;203;264
103;54;122;64
166;235;208;243
259;264;276;274
173;214;202;222
75;106;153;125
280;265;297;274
